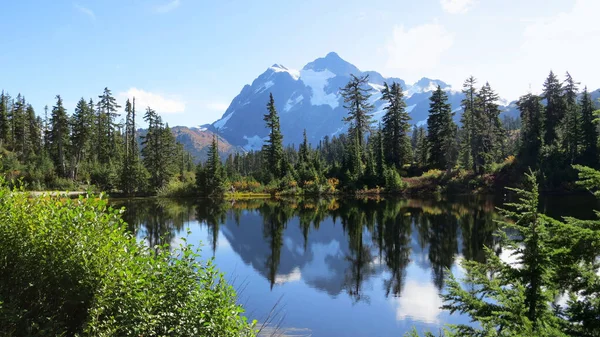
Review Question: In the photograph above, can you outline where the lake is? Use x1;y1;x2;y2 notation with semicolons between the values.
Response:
112;193;599;337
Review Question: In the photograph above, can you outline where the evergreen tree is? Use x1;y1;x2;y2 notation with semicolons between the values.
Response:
459;76;477;170
0;91;8;147
562;72;580;163
141;108;176;190
341;74;374;147
119;98;147;194
579;87;598;166
197;135;226;197
96;87;121;163
25;104;41;161
427;86;457;170
262;93;284;179
542;71;565;146
413;126;427;168
299;129;310;164
442;172;566;336
517;93;544;168
71;98;93;180
12;94;26;156
473;82;504;173
381;82;411;168
49;95;70;177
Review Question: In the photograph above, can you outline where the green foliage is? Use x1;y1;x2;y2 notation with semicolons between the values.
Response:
384;166;406;193
0;181;256;336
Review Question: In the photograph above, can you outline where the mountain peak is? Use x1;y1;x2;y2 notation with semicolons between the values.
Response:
302;51;360;76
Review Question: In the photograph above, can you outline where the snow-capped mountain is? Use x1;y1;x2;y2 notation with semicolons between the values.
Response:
209;52;464;150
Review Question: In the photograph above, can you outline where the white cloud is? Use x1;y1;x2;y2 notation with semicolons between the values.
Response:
74;3;95;20
440;0;476;14
155;0;180;13
391;280;443;324
205;102;229;111
507;0;600;98
385;23;454;80
118;88;185;114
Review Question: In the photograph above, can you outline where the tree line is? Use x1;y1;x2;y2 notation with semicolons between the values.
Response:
201;71;599;196
0;88;194;193
1;70;598;195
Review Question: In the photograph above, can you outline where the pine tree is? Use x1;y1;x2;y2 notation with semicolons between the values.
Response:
0;91;8;147
49;95;70;177
442;172;566;336
119;98;147;194
12;94;26;156
381;82;411;168
96;87;121;163
199;135;226;197
473;82;504;173
299;129;310;164
427;85;457;170
25;104;40;160
562;72;580;163
579;87;598;166
517;93;544;168
542;71;565;146
413;126;427;168
459;76;477;170
141;108;176;189
71;98;93;180
341;74;374;148
262;93;284;179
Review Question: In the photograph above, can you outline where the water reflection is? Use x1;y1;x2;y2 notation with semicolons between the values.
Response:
112;196;504;336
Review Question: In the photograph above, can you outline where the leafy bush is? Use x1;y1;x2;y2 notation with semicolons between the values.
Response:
0;180;256;336
157;176;196;197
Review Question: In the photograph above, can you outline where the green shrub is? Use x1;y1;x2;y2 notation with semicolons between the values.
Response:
384;167;407;193
0;180;256;336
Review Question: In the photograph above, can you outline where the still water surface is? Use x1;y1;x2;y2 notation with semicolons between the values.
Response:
112;194;598;337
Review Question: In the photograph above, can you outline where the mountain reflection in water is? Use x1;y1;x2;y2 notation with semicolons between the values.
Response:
112;195;595;337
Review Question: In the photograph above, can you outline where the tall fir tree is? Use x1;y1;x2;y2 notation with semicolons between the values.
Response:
579;87;598;166
381;82;411;168
49;95;70;177
262;93;284;179
341;74;374;148
70;98;94;180
517;93;544;168
25;104;40;161
473;82;504;173
459;76;477;170
198;134;226;197
141;107;176;189
12;94;26;156
562;72;580;163
0;91;8;147
426;85;457;170
96;87;121;163
119;98;147;194
542;71;566;146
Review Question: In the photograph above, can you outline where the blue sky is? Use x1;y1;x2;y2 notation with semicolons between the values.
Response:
1;0;598;126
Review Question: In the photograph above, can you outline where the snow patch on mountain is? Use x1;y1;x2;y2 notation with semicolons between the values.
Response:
214;111;234;130
243;135;267;152
284;94;304;112
270;64;300;80
299;69;339;109
406;104;416;112
255;80;274;94
369;83;385;91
